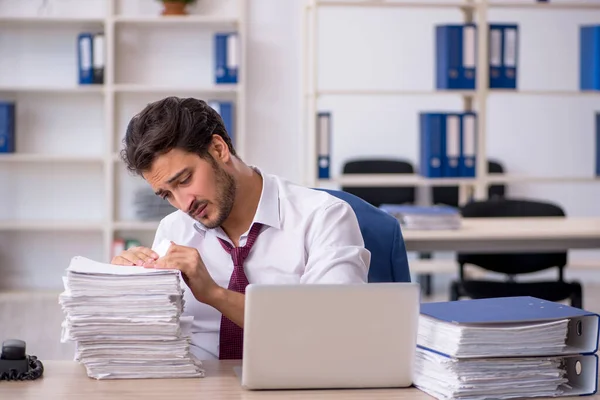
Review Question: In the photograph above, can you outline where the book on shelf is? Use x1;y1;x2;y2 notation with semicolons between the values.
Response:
208;101;235;146
414;296;600;400
0;101;15;154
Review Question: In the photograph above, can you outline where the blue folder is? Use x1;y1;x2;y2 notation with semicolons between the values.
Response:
421;296;600;355
77;32;94;85
0;101;15;153
419;112;445;177
215;32;239;84
436;24;476;90
581;25;600;90
208;101;235;145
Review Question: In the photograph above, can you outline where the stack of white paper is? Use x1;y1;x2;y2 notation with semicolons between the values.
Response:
379;204;462;230
418;316;570;358
59;256;204;380
414;348;569;400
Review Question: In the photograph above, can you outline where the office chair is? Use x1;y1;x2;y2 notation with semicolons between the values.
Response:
432;160;506;208
341;159;416;207
450;198;583;308
315;188;411;283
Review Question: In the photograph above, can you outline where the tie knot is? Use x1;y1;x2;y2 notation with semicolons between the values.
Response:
217;223;264;268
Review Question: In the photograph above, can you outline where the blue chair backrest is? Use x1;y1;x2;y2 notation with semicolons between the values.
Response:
316;188;411;283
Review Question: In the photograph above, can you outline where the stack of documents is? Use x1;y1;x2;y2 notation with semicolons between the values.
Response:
379;204;462;230
59;256;204;380
133;187;176;220
414;296;600;400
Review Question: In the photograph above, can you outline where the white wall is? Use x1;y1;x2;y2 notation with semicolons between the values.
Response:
0;0;599;290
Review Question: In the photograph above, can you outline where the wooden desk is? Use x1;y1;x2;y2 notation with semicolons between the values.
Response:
1;360;598;400
402;217;600;253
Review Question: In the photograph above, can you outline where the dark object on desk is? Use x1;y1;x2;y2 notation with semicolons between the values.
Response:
341;159;416;207
0;339;44;381
450;198;583;308
316;188;411;284
432;160;505;208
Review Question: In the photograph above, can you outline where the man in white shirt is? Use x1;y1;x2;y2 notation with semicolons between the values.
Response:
111;96;370;360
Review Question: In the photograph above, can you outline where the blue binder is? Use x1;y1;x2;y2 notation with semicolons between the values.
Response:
215;32;239;84
208;101;235;145
0;101;15;153
580;25;600;90
419;113;445;178
77;33;94;85
316;112;331;180
489;24;504;88
459;112;477;177
596;112;600;176
436;24;476;90
421;296;600;356
444;113;461;177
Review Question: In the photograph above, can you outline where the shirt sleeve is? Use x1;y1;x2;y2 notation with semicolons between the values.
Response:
301;201;370;284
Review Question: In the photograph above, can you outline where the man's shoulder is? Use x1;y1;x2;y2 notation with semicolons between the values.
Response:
156;209;196;232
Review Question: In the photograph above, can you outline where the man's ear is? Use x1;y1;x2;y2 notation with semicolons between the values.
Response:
210;134;231;163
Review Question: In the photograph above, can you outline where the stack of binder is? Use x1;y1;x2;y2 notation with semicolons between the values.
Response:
419;112;477;178
414;296;599;400
77;32;105;85
0;101;15;154
436;23;518;90
379;204;462;230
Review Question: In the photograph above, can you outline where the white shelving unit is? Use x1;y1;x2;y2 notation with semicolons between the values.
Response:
0;0;246;289
303;0;600;204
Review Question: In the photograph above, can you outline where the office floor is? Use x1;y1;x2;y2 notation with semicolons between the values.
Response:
2;282;600;361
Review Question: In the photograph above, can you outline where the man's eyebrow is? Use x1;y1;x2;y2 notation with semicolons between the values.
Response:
154;168;189;196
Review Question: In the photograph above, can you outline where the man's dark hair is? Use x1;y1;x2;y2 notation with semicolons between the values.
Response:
121;96;236;176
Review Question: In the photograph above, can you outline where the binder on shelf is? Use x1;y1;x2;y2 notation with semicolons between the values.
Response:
419;296;600;358
215;32;239;84
92;33;105;85
444;113;461;177
596;112;600;177
436;24;476;90
460;112;477;177
419;113;445;178
502;24;518;89
316;111;331;180
77;32;94;85
208;101;235;146
0;101;15;154
488;24;503;88
580;25;600;90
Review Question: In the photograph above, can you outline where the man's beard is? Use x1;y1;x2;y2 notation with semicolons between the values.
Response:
189;161;236;229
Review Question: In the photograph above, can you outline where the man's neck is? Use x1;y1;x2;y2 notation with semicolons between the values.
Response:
221;164;263;246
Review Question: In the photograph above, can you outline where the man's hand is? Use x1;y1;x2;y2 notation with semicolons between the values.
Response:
146;242;222;305
111;246;159;266
145;242;246;328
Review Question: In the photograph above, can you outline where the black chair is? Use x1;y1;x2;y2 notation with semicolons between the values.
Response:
432;160;506;208
450;198;583;308
341;159;415;207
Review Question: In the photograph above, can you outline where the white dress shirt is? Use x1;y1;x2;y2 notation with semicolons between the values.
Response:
151;167;370;360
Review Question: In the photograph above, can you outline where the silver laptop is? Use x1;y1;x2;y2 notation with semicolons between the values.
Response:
239;282;421;390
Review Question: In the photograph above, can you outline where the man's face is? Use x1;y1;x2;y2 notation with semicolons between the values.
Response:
143;148;236;229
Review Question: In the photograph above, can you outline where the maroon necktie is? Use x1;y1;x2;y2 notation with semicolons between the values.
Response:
216;223;263;360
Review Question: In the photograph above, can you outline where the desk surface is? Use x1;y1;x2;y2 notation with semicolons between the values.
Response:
402;216;600;252
1;360;598;400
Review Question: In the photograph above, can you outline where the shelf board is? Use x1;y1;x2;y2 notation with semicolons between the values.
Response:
0;16;105;25
490;89;600;96
316;89;476;97
316;1;474;9
114;84;238;95
0;85;104;94
113;15;238;26
0;154;105;163
0;221;104;232
487;1;600;10
114;221;161;231
319;174;478;187
319;174;600;187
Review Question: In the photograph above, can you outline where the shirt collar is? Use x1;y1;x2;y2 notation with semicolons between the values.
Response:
193;166;281;234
